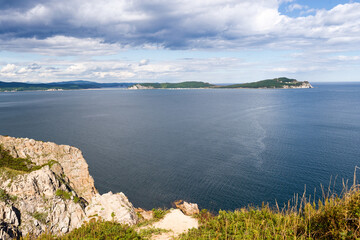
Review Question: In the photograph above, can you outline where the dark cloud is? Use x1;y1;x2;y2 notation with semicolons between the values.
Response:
0;0;359;52
27;63;41;70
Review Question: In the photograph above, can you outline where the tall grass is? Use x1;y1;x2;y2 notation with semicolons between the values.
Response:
181;167;360;239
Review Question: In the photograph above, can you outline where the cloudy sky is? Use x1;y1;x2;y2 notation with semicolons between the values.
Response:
1;0;360;83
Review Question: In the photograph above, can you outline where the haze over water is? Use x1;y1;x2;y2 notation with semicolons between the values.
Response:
1;83;360;211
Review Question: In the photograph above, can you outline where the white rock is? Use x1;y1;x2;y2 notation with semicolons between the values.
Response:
85;192;138;225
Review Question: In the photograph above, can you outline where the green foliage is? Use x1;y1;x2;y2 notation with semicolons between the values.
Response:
137;81;214;89
55;189;71;200
138;227;169;238
152;208;167;220
180;187;360;239
73;195;80;204
23;220;142;240
31;211;48;224
0;145;41;172
0;188;17;203
220;77;305;89
0;145;59;175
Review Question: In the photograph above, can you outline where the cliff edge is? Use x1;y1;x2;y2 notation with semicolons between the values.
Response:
0;135;138;239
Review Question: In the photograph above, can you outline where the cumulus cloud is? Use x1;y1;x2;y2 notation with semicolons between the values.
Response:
138;59;149;66
1;64;17;73
0;57;251;82
0;0;359;53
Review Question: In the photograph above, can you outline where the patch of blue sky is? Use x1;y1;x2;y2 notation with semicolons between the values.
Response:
0;51;43;63
279;0;360;17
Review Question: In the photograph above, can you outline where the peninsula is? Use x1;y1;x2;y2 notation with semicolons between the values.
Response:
0;78;312;92
128;77;313;89
0;81;133;92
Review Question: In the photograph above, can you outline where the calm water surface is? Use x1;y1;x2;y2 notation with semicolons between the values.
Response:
1;83;360;211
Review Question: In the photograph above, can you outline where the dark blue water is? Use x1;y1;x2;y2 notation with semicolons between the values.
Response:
1;83;360;211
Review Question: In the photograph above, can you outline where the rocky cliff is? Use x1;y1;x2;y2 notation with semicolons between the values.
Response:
0;135;138;239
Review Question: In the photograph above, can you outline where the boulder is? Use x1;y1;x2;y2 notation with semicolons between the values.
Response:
174;200;199;216
85;192;138;225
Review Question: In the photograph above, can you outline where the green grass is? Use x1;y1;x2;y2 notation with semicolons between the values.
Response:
22;220;142;240
0;188;17;203
22;183;360;239
180;186;360;239
152;208;168;220
0;145;41;172
0;145;60;175
55;189;71;200
31;211;48;224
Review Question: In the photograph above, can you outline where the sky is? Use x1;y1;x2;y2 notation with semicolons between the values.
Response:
1;0;360;83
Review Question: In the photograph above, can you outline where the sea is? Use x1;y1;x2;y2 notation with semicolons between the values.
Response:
0;83;359;211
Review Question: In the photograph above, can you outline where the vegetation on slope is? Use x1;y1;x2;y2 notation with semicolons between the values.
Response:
27;181;360;239
0;145;41;172
135;81;214;89
219;77;307;89
0;145;59;174
0;81;133;92
180;185;360;239
133;78;310;89
22;220;142;240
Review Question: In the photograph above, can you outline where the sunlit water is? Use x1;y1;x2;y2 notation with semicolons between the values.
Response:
1;83;360;211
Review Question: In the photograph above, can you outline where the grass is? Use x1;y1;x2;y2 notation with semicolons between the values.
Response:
0;145;41;172
31;211;48;224
0;145;59;174
21;219;142;240
152;208;168;220
22;180;360;239
55;189;71;200
0;188;17;203
180;182;360;239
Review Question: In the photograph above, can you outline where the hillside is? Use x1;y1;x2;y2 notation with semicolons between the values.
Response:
0;81;133;92
129;81;214;89
129;78;313;90
219;77;313;89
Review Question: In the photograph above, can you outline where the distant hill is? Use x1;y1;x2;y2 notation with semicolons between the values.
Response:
218;77;313;89
0;81;134;92
129;81;214;89
129;78;313;90
0;78;312;92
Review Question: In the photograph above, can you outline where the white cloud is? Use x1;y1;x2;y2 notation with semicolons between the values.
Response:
287;3;305;12
138;59;149;66
0;1;360;53
1;64;17;73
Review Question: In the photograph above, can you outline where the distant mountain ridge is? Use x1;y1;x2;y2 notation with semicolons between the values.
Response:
0;80;134;92
129;78;313;89
0;78;313;92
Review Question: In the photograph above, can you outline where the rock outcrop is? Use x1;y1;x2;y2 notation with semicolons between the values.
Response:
85;192;138;225
128;84;154;90
283;81;313;89
0;135;138;238
0;135;97;202
174;200;199;216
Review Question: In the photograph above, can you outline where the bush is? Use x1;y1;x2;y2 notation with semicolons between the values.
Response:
55;189;71;200
24;220;142;240
152;208;167;220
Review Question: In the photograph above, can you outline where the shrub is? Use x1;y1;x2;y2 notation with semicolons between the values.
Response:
55;189;71;200
152;208;167;220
